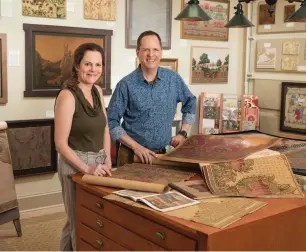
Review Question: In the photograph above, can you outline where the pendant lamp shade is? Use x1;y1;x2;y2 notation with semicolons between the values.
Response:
224;3;254;28
287;0;306;22
174;0;211;21
224;13;254;27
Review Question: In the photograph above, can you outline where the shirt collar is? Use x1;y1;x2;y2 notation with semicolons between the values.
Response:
136;64;165;84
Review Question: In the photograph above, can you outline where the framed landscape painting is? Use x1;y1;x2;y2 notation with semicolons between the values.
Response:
280;82;306;134
136;58;178;72
126;0;172;49
190;46;229;84
23;24;113;97
0;34;7;104
180;0;229;41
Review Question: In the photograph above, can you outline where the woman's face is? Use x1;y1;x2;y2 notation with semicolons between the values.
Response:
76;50;103;85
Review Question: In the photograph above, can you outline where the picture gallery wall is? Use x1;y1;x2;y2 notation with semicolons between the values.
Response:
0;0;305;138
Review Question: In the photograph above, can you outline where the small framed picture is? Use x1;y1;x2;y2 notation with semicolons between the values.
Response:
280;82;306;134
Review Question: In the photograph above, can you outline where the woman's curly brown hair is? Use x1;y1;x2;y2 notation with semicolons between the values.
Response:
64;43;105;90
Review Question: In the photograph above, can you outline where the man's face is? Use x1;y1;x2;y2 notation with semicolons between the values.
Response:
136;35;162;71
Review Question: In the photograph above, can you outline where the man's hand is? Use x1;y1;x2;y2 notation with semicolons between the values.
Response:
133;145;157;164
171;134;186;147
87;163;112;176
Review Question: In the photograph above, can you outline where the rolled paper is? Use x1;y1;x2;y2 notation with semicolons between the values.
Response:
82;175;169;194
0;121;8;131
134;154;199;169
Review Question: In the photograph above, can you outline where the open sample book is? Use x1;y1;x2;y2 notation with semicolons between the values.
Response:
112;189;200;212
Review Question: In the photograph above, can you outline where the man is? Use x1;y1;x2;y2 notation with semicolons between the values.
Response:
107;30;196;165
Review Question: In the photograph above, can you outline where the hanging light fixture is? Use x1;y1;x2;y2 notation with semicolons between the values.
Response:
174;0;211;21
287;0;306;22
224;1;254;28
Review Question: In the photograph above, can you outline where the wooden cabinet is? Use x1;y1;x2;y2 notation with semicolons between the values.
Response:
74;174;306;251
76;186;196;250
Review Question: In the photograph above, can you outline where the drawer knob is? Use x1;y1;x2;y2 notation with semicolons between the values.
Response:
96;239;104;246
156;231;166;240
95;202;104;209
96;220;104;228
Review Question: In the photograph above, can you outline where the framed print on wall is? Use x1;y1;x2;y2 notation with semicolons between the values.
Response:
84;0;116;21
256;1;306;34
180;0;229;41
136;58;178;72
190;46;229;84
126;0;172;49
255;39;306;73
0;34;7;104
22;0;66;19
23;24;113;97
6;119;57;177
280;82;306;134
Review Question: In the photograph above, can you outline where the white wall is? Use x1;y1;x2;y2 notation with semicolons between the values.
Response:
0;1;244;199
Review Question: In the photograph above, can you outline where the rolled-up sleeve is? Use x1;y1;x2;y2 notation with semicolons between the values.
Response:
107;81;128;141
176;74;196;124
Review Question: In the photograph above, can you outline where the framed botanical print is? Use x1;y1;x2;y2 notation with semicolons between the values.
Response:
23;24;113;97
136;58;178;72
0;34;7;104
180;0;229;41
126;0;172;49
280;82;306;134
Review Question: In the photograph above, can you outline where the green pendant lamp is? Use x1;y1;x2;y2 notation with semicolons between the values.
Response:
174;0;211;21
224;2;254;28
287;0;306;22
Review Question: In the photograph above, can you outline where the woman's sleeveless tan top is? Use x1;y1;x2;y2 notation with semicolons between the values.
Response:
68;85;106;152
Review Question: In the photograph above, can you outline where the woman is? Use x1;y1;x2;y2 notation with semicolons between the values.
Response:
54;43;112;251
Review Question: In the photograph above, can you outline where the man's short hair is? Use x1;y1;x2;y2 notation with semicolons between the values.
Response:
136;30;162;50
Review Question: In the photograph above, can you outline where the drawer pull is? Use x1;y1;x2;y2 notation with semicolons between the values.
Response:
95;202;104;209
155;231;166;240
96;239;104;246
96;220;104;228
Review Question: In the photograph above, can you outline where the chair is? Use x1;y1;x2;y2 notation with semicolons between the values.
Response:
0;121;22;237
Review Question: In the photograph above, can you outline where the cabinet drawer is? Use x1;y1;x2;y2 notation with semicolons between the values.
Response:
79;223;127;251
78;188;197;251
79;206;165;251
78;239;97;251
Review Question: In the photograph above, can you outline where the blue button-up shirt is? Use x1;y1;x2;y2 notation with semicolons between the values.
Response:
107;66;196;150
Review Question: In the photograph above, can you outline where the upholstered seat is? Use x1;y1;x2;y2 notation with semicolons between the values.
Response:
0;121;22;237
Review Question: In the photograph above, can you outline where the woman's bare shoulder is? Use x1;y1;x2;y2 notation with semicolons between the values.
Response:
57;89;74;100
